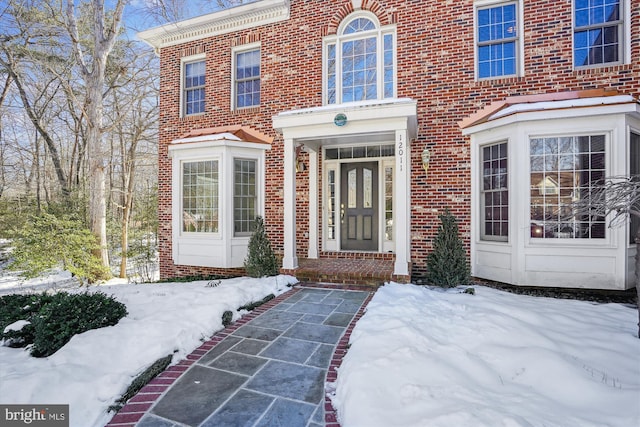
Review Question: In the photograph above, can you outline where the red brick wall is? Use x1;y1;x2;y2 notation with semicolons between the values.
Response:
157;0;640;280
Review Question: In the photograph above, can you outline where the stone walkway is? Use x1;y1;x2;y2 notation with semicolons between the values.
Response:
106;285;373;427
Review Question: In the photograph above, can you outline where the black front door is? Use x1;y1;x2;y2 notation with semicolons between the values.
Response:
340;162;378;251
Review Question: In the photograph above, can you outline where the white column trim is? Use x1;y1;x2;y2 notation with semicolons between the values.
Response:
283;137;298;269
394;128;410;276
308;148;319;259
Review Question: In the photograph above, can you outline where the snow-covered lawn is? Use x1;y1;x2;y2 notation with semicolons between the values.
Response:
0;275;296;427
332;283;640;427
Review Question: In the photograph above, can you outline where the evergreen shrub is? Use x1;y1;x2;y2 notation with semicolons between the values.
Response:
0;291;127;357
426;208;470;288
244;216;278;278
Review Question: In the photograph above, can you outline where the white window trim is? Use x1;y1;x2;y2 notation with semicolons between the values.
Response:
479;140;509;242
322;11;397;105
180;157;222;237
180;53;206;118
473;0;524;81
231;42;261;111
571;0;631;69
526;129;613;246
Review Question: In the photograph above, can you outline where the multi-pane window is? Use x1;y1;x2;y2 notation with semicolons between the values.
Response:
384;166;393;241
325;15;395;104
235;49;260;109
182;160;218;232
574;0;622;67
476;3;518;79
327;169;337;240
184;60;205;115
530;135;606;239
481;143;508;240
234;159;257;235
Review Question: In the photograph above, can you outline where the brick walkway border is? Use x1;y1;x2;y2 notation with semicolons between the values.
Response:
106;282;376;427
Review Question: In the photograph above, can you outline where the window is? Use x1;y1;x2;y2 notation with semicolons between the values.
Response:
234;159;257;235
384;166;393;241
481;142;508;240
182;160;218;232
530;135;606;239
183;60;205;116
324;14;395;104
476;2;518;79
574;0;623;67
234;48;260;109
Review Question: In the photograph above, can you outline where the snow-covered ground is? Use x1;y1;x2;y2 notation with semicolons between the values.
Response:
0;274;296;427
2;268;638;427
332;282;640;427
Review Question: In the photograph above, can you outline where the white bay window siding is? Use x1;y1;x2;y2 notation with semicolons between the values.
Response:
168;132;270;268
464;93;640;290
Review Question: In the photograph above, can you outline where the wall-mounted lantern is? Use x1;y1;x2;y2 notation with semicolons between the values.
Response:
421;148;431;173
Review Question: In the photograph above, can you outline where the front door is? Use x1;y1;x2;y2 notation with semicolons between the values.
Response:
340;162;378;251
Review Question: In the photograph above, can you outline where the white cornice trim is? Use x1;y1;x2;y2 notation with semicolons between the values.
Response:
137;0;290;51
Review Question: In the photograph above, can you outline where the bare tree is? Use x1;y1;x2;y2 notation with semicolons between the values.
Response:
572;176;640;338
64;0;126;274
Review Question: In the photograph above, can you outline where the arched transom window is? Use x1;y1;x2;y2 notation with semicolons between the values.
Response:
324;14;396;104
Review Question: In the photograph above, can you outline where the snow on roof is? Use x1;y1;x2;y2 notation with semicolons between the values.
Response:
458;89;638;129
173;125;273;145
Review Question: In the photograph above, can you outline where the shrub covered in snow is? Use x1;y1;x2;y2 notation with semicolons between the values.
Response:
0;291;127;357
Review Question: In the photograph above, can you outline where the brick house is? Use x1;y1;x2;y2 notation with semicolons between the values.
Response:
139;0;640;290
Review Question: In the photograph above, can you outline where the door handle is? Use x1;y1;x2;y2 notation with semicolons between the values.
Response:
340;203;345;222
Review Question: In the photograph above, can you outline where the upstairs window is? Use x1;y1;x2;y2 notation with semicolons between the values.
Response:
574;0;623;67
476;2;519;79
234;47;260;109
183;60;205;116
324;14;395;105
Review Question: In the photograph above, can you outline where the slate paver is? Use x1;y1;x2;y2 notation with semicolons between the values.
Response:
198;336;242;365
231;338;269;355
151;365;246;426
287;301;338;315
284;322;344;344
254;398;316;427
306;344;335;368
324;312;355;327
232;324;283;341
200;389;273;427
208;351;268;376
245;360;325;404
260;337;319;364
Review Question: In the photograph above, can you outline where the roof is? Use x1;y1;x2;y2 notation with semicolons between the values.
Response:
458;89;637;130
175;125;274;145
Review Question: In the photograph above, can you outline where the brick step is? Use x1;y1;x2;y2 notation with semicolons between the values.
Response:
283;258;395;287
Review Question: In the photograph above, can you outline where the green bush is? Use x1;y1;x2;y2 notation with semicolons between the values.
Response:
8;212;110;283
426;208;470;288
0;291;127;357
0;293;55;347
244;216;278;278
30;292;128;357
